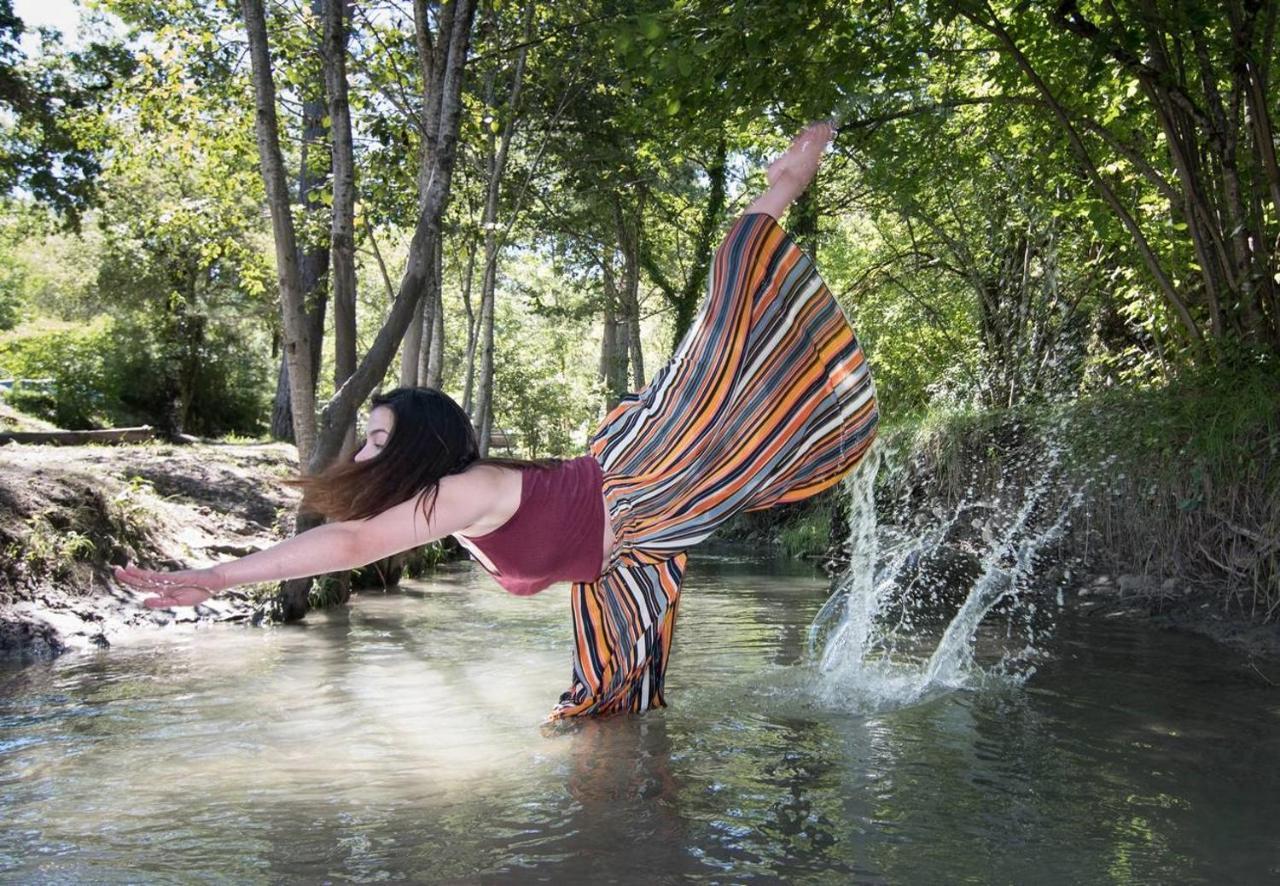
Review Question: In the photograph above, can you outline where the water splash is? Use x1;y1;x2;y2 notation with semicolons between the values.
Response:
808;437;1080;712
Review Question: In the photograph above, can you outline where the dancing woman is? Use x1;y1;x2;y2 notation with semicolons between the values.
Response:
114;122;879;720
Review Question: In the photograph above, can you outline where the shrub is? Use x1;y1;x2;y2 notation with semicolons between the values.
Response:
0;317;112;428
0;314;271;434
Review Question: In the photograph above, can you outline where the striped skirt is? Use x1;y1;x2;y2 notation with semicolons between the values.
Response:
549;212;879;720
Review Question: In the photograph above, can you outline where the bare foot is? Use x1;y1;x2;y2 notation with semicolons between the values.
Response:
765;121;835;191
746;121;836;220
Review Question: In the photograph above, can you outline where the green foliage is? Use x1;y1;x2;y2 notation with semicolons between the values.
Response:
0;264;21;330
0;1;135;228
6;512;97;581
103;317;273;436
401;543;451;578
1061;354;1280;475
778;509;833;559
491;254;604;457
0;317;112;427
0;313;270;433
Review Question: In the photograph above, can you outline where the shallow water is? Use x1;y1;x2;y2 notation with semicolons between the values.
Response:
2;553;1278;884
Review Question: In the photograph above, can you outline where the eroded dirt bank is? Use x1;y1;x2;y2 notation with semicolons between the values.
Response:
0;439;300;658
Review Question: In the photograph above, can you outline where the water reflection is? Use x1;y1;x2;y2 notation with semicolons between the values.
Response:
1;555;1277;883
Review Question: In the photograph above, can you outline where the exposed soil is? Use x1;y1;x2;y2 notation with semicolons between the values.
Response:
1069;574;1280;661
0;436;301;660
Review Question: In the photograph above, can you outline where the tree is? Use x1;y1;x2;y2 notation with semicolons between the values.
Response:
241;0;477;619
0;0;134;229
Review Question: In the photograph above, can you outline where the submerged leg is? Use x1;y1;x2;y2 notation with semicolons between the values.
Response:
549;552;687;720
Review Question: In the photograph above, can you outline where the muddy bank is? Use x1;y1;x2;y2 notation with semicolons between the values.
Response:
0;439;301;659
766;396;1280;660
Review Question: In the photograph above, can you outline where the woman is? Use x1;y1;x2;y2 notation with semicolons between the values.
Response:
114;121;879;720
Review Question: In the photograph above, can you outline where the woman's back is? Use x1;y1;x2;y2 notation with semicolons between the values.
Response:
453;457;611;595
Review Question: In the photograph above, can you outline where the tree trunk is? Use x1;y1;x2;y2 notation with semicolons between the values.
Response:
271;299;326;442
271;0;331;443
241;0;317;465
326;0;358;457
614;200;645;388
459;238;479;412
474;256;496;454
599;258;629;409
245;0;477;621
426;236;445;387
471;1;533;452
399;294;425;387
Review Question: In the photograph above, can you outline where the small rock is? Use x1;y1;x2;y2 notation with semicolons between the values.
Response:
1117;574;1157;593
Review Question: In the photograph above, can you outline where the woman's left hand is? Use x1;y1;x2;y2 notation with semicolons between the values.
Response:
113;562;227;608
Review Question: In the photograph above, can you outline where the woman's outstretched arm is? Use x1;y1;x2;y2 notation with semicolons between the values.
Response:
114;471;497;608
745;121;835;220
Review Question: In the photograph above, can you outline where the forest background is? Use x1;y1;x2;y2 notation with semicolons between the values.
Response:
0;0;1276;625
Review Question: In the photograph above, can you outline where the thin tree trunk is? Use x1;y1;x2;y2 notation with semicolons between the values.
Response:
400;295;425;386
271;0;330;443
474;252;497;455
599;258;629;409
241;0;316;463
326;0;358;461
426;237;445;387
459;239;479;412
272;301;326;442
403;0;457;396
614;200;645;388
471;1;533;453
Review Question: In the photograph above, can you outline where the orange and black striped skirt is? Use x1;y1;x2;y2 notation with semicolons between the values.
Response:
550;212;879;720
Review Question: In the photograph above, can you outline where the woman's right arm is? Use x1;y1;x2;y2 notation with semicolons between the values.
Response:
114;470;498;607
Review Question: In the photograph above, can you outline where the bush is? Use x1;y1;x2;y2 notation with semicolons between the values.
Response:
106;319;272;436
0;314;271;434
0;318;112;428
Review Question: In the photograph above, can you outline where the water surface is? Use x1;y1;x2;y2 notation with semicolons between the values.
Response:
2;552;1278;883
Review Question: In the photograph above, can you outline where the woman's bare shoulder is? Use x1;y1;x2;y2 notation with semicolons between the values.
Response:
440;463;523;535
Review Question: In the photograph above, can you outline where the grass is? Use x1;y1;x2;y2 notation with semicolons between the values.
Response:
873;359;1280;621
778;509;833;559
0;475;163;602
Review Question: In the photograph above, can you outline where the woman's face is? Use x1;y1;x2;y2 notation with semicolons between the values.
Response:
354;405;395;463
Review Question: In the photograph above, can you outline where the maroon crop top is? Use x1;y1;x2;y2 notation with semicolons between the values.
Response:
456;455;607;596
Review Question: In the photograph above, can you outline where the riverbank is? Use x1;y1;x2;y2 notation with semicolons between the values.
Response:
3;365;1278;663
0;436;302;658
724;363;1280;660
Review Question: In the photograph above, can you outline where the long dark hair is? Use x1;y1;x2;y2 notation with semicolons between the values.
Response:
287;387;554;523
